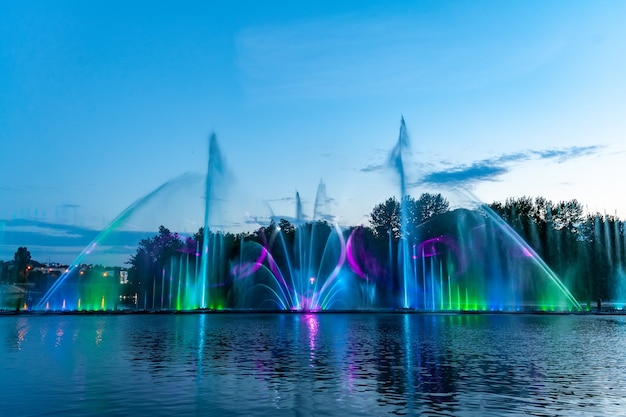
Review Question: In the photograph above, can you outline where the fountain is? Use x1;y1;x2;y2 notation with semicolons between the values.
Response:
34;172;204;311
30;122;584;313
229;186;352;311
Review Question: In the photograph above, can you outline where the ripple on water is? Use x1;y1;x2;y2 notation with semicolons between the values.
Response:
2;314;626;416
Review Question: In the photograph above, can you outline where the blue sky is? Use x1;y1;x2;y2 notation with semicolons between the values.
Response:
1;0;625;265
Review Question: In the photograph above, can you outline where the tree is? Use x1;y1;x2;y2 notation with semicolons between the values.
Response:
370;194;451;240
370;197;401;239
0;261;6;282
127;226;184;302
278;218;295;235
488;196;605;303
14;247;31;283
553;199;584;234
416;193;450;223
129;226;184;269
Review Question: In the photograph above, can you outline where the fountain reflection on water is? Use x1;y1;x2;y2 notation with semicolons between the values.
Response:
4;314;626;416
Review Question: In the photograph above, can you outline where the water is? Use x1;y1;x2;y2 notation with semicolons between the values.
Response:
2;313;626;416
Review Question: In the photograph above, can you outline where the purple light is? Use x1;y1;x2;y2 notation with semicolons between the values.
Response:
346;231;367;279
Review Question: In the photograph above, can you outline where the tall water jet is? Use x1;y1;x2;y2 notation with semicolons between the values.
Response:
313;180;331;222
199;133;227;309
388;117;412;308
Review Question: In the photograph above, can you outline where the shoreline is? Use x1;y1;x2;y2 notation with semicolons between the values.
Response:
2;308;624;316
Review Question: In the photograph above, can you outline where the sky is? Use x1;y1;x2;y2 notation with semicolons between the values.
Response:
1;0;625;266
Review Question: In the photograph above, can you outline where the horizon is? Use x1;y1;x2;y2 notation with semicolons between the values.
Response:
0;184;619;267
2;1;625;265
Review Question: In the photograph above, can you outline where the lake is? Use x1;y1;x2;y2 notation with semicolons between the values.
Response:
1;313;625;416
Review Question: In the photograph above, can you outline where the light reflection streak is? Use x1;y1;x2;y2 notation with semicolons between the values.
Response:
95;322;104;346
197;314;205;382
305;314;319;366
15;318;28;351
55;327;64;348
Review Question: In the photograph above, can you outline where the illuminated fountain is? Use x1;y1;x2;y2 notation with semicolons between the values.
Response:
230;187;356;311
582;211;626;310
365;117;582;312
32;125;583;312
35;133;229;312
34;172;204;311
415;207;577;311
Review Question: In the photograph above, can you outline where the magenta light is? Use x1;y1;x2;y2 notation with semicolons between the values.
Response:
346;229;368;279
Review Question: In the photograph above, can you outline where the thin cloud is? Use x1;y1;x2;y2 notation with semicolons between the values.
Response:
493;151;530;164
244;214;269;225
269;215;301;225
2;218;90;238
313;212;337;224
532;145;602;162
360;163;385;173
57;203;81;209
0;218;158;263
418;145;604;187
266;196;295;203
421;163;509;185
360;147;393;173
0;186;20;193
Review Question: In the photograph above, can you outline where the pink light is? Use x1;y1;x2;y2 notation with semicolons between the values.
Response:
306;314;319;333
346;230;367;279
230;247;269;279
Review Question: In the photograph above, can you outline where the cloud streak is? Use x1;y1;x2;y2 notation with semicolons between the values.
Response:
57;203;81;209
421;163;509;186
360;163;385;173
0;218;162;264
418;145;604;187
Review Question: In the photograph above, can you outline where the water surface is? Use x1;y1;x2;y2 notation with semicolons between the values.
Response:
1;313;625;416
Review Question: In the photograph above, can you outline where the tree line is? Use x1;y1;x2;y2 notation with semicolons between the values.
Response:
123;193;450;305
124;193;626;305
4;193;625;306
488;196;625;303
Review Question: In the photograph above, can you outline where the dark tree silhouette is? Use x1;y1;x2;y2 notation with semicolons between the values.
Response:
115;192;625;310
370;197;402;239
488;196;624;303
370;193;451;240
416;193;450;224
13;247;31;283
127;226;184;304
